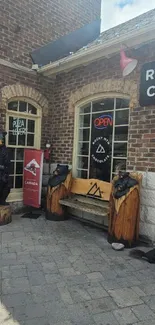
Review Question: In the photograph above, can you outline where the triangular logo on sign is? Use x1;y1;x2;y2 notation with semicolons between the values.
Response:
96;144;105;154
24;159;40;176
87;182;103;198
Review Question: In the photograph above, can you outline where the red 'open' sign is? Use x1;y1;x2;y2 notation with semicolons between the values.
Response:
94;115;113;129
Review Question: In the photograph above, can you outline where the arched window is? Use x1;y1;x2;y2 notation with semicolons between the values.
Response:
6;99;41;201
73;97;130;182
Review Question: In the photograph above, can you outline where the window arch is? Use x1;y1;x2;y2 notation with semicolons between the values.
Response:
6;98;41;199
73;96;130;182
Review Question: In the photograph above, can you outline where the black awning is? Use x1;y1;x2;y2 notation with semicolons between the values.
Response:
31;19;100;66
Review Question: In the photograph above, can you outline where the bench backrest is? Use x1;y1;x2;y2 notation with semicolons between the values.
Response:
71;178;112;201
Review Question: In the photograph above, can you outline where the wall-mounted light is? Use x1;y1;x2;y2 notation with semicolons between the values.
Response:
44;140;51;163
120;49;138;77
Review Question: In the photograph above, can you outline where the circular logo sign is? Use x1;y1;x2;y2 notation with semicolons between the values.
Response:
91;137;110;164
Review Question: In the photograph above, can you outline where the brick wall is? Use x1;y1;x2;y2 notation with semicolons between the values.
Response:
2;41;155;172
0;64;53;147
0;0;101;67
50;41;155;172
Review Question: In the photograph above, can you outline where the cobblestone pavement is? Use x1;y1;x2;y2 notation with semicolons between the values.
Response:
0;215;155;325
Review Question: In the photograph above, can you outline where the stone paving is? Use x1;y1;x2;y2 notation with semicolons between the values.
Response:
0;215;155;325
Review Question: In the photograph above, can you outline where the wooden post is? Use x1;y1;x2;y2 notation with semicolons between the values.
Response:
108;173;142;247
0;205;12;226
46;172;72;221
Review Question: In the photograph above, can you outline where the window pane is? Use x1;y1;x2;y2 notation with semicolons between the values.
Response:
10;117;18;135
9;117;15;130
77;156;88;169
8;148;15;160
78;142;89;155
79;129;90;142
28;103;37;115
19;101;27;113
18;134;26;146
115;126;128;141
27;134;34;146
9;132;16;145
114;143;127;158
9;176;14;189
8;102;18;111
92;98;114;112
116;98;130;109
80;104;91;114
79;115;90;128
16;148;24;160
10;162;14;174
115;110;129;125
113;159;127;173
16;162;23;174
77;170;88;178
15;176;23;188
28;120;35;133
10;117;26;135
18;118;26;135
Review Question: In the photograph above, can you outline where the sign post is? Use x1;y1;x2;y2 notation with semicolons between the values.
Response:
139;61;155;107
23;149;44;208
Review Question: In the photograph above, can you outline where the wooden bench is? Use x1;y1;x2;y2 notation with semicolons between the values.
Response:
60;177;112;229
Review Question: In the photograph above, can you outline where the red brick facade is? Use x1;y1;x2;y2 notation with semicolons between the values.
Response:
0;0;101;66
0;1;155;176
50;41;155;172
0;64;53;147
1;41;155;173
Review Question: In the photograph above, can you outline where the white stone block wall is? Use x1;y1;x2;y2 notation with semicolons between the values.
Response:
140;172;155;241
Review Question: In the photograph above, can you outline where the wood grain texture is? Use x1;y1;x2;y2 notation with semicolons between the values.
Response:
71;178;112;201
0;205;12;226
108;173;142;247
46;172;72;216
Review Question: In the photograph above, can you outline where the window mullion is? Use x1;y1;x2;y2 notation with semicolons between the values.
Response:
88;102;92;179
26;118;28;146
13;149;17;189
110;98;116;181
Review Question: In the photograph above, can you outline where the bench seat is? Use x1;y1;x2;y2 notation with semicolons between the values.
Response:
60;194;109;229
60;195;108;217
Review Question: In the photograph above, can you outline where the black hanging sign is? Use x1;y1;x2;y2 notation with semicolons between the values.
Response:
139;61;155;107
91;114;112;165
90;113;113;182
91;136;110;164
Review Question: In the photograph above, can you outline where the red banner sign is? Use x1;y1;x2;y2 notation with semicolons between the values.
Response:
23;149;44;208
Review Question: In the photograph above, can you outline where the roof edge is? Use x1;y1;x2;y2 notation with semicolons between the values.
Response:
38;22;155;77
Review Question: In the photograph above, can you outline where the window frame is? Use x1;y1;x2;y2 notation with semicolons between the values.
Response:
72;93;130;181
6;97;42;202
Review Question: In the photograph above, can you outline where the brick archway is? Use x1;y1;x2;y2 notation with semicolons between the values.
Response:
68;78;138;112
1;83;48;116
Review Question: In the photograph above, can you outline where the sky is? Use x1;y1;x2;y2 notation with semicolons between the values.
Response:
101;0;155;31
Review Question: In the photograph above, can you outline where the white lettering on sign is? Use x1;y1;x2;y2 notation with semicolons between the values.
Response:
146;69;155;81
92;137;110;146
12;118;27;136
147;86;155;97
25;181;38;186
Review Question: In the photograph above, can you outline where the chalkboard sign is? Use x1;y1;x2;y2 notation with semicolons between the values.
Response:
139;61;155;107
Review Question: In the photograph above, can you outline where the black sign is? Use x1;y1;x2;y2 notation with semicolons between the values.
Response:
139;61;155;107
91;136;110;164
90;113;112;182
